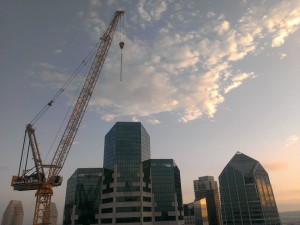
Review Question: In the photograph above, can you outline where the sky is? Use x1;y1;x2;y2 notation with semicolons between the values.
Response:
0;0;300;224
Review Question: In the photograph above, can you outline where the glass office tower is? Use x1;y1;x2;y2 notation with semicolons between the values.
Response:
100;122;184;225
100;122;152;224
193;176;222;225
219;152;281;225
63;168;102;225
143;159;184;224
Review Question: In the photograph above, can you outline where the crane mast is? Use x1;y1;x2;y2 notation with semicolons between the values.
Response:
11;11;124;225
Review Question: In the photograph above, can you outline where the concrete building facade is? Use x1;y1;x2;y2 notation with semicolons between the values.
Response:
1;200;24;225
50;202;58;225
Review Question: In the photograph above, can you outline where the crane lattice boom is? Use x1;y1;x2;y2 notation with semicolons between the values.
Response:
11;11;124;225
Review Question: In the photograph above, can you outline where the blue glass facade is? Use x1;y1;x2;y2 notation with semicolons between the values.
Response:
102;122;150;193
100;122;152;224
100;122;184;225
63;168;102;225
143;159;184;223
219;152;281;225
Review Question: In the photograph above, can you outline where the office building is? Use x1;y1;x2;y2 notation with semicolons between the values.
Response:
219;152;281;225
63;168;102;225
143;159;184;224
50;202;58;225
100;122;151;224
100;122;184;224
193;176;222;225
1;200;24;225
184;199;209;225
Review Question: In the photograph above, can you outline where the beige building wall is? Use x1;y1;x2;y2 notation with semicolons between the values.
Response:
1;200;24;225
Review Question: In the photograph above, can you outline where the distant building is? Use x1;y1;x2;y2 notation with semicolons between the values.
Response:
63;168;102;225
99;122;184;224
184;199;209;225
1;200;24;225
219;152;281;225
193;176;222;225
50;202;58;225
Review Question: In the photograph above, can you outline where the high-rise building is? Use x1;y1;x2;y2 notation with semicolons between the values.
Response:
219;152;281;225
143;159;184;224
184;199;209;225
99;122;184;225
100;122;151;224
193;176;222;225
50;202;58;225
63;168;102;225
1;200;24;225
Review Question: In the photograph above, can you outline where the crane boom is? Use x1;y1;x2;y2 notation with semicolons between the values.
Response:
11;11;125;225
48;10;124;180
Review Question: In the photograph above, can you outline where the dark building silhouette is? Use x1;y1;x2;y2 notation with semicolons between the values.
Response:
193;176;222;225
63;168;102;225
219;152;281;225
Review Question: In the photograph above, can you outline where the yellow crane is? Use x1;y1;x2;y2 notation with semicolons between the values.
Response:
11;11;124;225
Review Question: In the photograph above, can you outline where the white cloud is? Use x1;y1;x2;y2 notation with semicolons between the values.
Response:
147;118;160;125
215;20;230;35
264;161;288;171
102;114;116;122
280;53;287;60
89;0;101;7
31;1;300;123
137;0;168;27
150;1;167;21
207;11;215;18
224;72;255;94
54;49;62;54
131;116;139;122
263;1;300;47
286;135;299;146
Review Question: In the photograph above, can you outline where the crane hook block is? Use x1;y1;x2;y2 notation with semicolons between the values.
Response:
119;42;124;49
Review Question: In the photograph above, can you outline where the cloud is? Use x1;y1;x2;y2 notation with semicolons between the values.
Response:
224;72;255;94
262;1;300;47
263;161;288;171
136;0;168;28
147;118;160;125
54;49;62;54
207;11;215;18
102;114;117;122
280;53;287;60
215;20;230;35
286;135;299;146
31;1;300;123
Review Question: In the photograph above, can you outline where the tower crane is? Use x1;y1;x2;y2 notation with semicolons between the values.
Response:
11;11;125;225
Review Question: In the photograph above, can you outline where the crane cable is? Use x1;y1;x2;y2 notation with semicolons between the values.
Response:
119;14;125;81
18;40;100;176
44;48;96;166
29;39;102;126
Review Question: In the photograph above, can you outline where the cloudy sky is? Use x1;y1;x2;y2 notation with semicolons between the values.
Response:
1;0;300;224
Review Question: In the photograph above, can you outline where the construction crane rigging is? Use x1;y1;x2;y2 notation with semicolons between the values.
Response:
11;11;125;225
